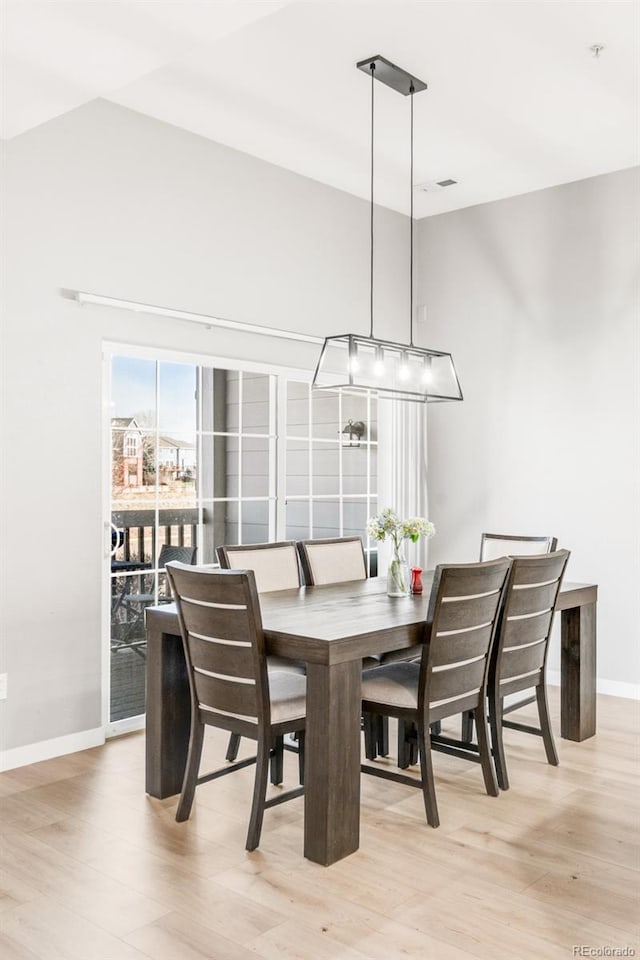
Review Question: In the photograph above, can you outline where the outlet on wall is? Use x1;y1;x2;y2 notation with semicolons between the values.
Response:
0;674;7;700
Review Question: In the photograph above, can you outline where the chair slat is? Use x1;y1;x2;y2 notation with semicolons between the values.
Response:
507;580;560;617
194;671;259;718
500;639;546;680
436;593;502;633
502;609;553;648
187;634;255;679
431;623;494;667
439;564;510;599
167;565;249;605
509;552;568;585
180;600;253;646
430;657;486;704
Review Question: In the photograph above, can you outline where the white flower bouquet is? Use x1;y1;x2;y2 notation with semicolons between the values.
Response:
367;508;435;596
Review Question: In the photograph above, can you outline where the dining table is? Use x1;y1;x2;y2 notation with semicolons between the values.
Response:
145;573;597;866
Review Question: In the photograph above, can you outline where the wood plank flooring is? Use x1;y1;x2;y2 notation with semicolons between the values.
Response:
1;690;638;959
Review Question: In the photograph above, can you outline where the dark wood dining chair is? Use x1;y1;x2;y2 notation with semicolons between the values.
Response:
296;536;391;757
165;562;305;851
461;532;558;742
218;540;303;593
296;536;367;585
360;557;511;827
217;541;306;776
488;549;570;790
480;532;558;561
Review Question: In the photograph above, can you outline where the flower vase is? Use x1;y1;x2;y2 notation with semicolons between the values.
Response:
387;544;410;597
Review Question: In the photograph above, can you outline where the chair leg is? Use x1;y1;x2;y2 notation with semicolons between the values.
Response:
246;734;271;851
489;693;509;791
536;683;559;767
226;733;240;762
270;735;284;786
377;716;389;757
297;730;305;785
461;709;474;742
176;718;204;822
417;720;439;828
398;720;419;769
475;705;499;798
363;712;379;761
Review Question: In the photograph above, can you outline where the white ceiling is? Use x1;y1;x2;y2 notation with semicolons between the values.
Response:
2;0;639;216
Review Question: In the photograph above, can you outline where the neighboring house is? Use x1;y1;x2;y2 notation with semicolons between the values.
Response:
111;417;144;488
158;436;197;481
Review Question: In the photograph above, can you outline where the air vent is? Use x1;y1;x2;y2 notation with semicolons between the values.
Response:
416;179;458;192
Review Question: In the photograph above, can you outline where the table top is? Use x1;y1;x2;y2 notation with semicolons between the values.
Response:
147;575;596;667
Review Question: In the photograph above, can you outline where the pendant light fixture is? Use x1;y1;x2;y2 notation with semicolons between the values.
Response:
312;55;463;403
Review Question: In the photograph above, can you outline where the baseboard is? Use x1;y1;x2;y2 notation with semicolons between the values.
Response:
0;726;105;772
547;671;640;701
106;714;145;738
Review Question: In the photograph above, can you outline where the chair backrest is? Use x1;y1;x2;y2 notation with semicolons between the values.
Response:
492;549;570;694
421;558;511;720
217;541;302;593
297;536;367;586
480;533;557;561
158;544;197;567
165;562;269;731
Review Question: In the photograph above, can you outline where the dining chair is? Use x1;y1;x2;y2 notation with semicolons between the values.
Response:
479;532;558;561
217;540;306;775
297;536;390;757
165;562;306;851
360;557;511;827
461;531;558;742
488;549;570;790
218;540;302;593
296;536;367;585
117;543;197;656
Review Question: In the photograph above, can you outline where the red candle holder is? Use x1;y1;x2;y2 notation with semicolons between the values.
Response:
410;566;423;595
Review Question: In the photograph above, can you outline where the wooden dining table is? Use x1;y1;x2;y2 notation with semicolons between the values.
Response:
145;574;597;866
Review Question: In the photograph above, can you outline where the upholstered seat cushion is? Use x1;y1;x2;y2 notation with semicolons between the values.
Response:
268;670;306;723
361;661;420;710
267;655;306;676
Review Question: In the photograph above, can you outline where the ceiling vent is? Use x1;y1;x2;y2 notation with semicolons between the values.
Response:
416;179;458;192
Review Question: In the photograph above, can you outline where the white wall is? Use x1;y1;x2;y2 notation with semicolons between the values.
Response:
417;168;640;689
2;99;636;765
0;99;410;757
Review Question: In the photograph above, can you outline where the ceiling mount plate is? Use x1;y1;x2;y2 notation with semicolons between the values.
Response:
356;55;427;96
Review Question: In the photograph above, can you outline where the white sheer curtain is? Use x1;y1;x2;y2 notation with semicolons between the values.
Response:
377;399;429;574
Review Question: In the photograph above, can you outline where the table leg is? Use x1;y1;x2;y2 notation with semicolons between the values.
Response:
304;660;362;865
560;602;597;741
145;628;191;798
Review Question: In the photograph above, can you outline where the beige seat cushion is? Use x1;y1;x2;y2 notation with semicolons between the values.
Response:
361;661;419;711
268;671;306;723
267;655;306;676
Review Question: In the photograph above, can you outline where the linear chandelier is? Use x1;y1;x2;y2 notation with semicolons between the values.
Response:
312;55;463;403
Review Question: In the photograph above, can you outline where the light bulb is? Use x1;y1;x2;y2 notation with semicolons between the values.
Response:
348;340;359;374
399;352;410;381
373;346;385;376
422;358;433;384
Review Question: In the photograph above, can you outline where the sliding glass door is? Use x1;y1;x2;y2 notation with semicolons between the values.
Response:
106;350;377;725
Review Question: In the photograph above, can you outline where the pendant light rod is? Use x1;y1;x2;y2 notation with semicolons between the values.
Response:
370;60;375;339
410;84;414;347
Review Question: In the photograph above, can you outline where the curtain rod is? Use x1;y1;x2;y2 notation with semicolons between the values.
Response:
65;290;324;345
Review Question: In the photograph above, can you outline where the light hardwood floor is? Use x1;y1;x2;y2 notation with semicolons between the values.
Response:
1;690;639;960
